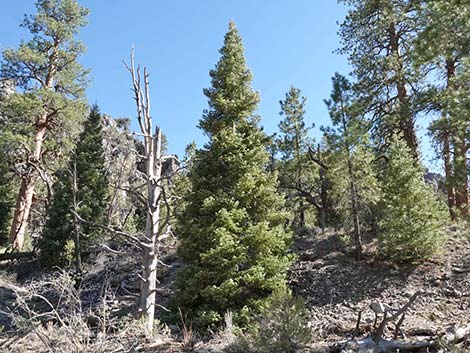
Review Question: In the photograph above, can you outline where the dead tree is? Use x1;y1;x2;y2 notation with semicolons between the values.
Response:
124;49;164;334
73;50;173;335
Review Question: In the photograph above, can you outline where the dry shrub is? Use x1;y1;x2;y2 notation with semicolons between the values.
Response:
0;270;153;352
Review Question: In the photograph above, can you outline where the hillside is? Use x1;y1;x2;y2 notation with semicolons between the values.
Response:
1;226;469;352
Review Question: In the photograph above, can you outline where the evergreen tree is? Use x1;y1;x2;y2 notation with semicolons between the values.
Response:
0;151;15;246
75;105;109;247
1;0;89;249
39;105;108;267
414;0;470;219
176;22;292;330
324;73;381;258
39;170;74;268
379;136;446;263
277;86;315;229
338;0;422;159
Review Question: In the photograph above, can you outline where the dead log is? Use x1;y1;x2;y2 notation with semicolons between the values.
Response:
373;291;421;343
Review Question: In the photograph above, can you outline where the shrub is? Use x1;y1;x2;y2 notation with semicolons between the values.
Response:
225;289;313;353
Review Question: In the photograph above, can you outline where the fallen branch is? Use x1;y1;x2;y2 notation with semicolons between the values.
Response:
373;291;421;343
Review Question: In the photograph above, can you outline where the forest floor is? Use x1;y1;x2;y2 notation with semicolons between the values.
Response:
290;226;470;348
0;226;469;352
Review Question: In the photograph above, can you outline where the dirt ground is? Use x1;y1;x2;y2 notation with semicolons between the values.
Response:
289;226;470;345
0;226;469;352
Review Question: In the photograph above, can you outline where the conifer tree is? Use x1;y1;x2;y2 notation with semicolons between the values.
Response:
379;136;446;263
0;153;15;246
277;86;315;229
75;105;109;247
176;22;291;330
1;0;89;249
39;105;108;267
338;0;422;159
39;170;74;267
415;0;470;218
324;73;380;258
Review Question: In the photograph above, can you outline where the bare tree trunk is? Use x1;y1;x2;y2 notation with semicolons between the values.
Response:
140;127;162;334
298;199;305;229
317;145;328;232
126;51;164;335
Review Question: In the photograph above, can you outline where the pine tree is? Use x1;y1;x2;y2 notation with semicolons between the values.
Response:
379;136;446;263
39;170;74;268
277;86;315;229
338;0;422;159
1;0;89;249
176;22;292;330
324;73;381;258
75;105;109;247
0;152;15;246
39;105;108;267
414;0;470;219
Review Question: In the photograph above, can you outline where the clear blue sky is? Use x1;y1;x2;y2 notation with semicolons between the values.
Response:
1;0;435;167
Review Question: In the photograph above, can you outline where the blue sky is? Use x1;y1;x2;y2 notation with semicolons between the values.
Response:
1;0;436;168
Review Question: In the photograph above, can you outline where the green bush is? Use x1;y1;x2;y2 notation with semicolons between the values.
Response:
225;289;313;353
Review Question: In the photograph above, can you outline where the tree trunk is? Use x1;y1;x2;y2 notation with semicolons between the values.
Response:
139;126;162;335
446;58;468;217
443;131;456;220
453;137;468;217
9;120;47;249
341;111;362;259
9;176;36;249
299;199;305;229
348;158;362;259
9;35;58;249
126;55;165;334
318;145;328;232
388;23;418;160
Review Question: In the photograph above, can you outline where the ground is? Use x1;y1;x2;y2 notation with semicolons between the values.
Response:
290;226;470;347
0;225;469;352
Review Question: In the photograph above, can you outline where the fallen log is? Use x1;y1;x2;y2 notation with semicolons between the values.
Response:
335;337;433;353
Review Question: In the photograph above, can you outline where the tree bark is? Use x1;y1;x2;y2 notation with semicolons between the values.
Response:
140;126;162;335
126;53;164;335
9;39;58;249
443;131;456;220
388;23;418;161
446;58;468;217
9;121;47;249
